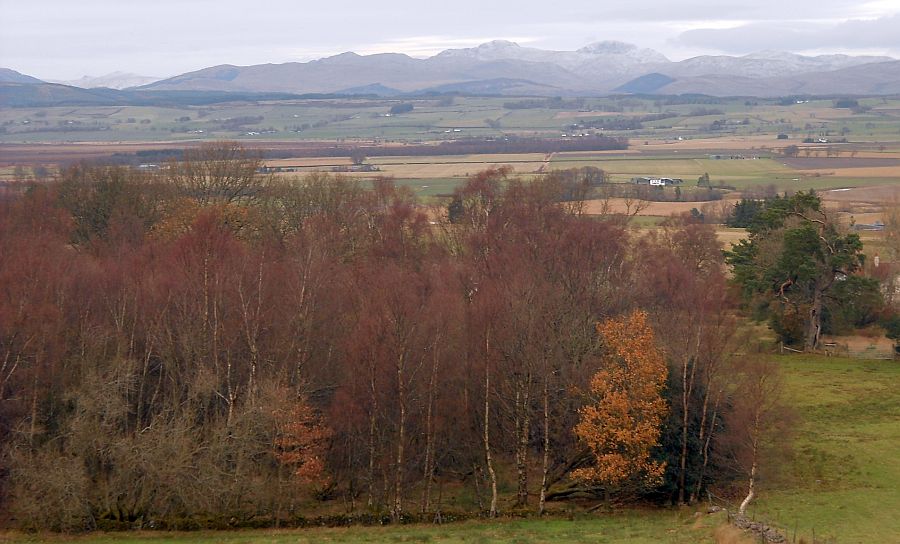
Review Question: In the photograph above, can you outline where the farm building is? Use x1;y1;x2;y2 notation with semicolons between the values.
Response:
631;176;684;186
708;154;758;160
853;220;884;232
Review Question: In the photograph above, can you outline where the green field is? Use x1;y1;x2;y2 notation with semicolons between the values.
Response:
550;155;794;186
1;512;725;544
753;355;900;544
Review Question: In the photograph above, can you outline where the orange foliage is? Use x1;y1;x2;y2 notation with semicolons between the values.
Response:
273;394;332;485
151;198;261;241
573;310;668;488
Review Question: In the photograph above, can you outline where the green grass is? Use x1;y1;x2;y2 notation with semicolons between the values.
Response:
752;354;900;543
1;511;723;544
379;178;462;197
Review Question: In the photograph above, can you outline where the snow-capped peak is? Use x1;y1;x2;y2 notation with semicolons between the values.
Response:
52;71;163;89
577;41;669;63
477;40;521;49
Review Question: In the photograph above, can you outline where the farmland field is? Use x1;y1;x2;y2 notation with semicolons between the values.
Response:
2;94;900;230
3;94;899;200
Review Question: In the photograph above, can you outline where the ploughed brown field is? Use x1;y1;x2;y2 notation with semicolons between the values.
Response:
820;185;900;205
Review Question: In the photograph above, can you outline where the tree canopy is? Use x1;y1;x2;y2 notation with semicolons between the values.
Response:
726;191;867;349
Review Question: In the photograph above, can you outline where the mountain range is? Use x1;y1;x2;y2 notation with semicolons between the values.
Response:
3;41;900;103
135;41;900;97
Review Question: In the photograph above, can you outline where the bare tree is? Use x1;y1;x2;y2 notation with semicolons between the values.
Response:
167;141;266;205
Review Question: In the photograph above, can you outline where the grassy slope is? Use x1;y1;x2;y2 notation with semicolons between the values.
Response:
753;355;900;543
2;512;725;543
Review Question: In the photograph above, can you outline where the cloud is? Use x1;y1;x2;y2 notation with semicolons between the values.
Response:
1;0;898;79
675;14;900;54
355;36;542;58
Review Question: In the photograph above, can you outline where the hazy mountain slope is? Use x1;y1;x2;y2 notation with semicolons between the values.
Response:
782;60;900;95
0;82;312;107
648;60;900;96
437;40;668;80
4;41;891;100
336;83;403;96
0;82;143;107
659;51;895;79
0;68;44;84
613;73;675;94
418;78;561;96
137;42;899;96
143;52;589;94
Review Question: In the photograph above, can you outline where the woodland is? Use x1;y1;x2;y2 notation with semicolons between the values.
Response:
1;142;854;532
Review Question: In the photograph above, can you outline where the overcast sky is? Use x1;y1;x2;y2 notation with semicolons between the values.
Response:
1;0;899;80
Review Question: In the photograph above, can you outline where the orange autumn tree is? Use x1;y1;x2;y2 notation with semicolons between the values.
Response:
273;394;332;486
573;310;668;491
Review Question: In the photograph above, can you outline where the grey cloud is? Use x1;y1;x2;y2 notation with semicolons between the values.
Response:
1;0;898;79
577;0;864;22
676;14;900;53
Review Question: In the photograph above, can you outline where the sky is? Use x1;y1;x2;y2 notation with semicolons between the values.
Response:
1;0;899;81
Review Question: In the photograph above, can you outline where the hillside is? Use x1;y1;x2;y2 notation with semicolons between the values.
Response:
5;43;899;102
0;82;322;107
637;60;900;96
0;68;44;84
135;42;899;97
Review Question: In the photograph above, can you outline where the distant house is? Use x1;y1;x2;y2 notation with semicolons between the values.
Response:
631;176;684;186
709;154;755;160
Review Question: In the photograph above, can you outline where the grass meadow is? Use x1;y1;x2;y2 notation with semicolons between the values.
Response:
753;355;900;543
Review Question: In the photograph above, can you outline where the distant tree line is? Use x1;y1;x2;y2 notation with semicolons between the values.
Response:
258;135;629;159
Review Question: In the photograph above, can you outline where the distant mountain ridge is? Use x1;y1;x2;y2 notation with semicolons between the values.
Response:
50;71;163;90
3;41;899;102
0;68;44;85
135;41;899;97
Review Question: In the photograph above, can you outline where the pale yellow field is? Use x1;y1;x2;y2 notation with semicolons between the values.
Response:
796;166;900;178
264;157;352;167
582;197;739;216
371;160;544;178
553;111;636;119
635;135;791;151
554;158;791;179
553;149;640;157
847;151;900;159
821;185;900;204
369;153;550;165
715;227;748;246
